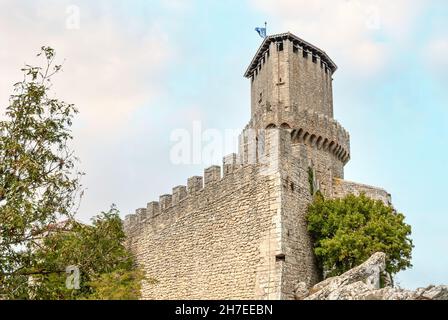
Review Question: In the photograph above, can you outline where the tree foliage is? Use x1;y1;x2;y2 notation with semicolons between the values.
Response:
0;46;81;294
307;193;413;279
0;47;144;299
29;206;145;300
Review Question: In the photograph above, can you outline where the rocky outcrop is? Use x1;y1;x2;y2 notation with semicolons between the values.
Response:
294;252;448;300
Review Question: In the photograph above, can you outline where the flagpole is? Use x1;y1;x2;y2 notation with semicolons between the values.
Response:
265;21;267;36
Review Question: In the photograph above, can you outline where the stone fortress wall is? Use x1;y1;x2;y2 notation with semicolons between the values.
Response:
125;149;285;299
125;32;393;300
124;130;324;300
124;128;390;299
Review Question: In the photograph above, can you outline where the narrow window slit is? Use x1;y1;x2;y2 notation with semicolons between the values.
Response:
276;254;286;262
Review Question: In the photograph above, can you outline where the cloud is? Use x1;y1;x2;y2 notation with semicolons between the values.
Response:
0;0;173;134
249;0;424;76
0;0;184;221
425;37;448;75
161;0;192;12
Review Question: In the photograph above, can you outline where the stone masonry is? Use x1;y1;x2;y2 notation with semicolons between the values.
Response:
124;32;392;300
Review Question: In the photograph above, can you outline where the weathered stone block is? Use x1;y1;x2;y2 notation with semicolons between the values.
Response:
223;153;238;176
124;214;134;225
135;207;147;221
124;214;137;229
187;176;203;193
146;201;160;217
172;185;187;204
204;166;221;186
159;194;172;211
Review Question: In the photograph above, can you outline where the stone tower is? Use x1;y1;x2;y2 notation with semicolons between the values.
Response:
247;32;336;122
243;32;349;196
124;32;391;300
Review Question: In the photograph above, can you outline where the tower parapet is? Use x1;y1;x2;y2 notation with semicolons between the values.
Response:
243;32;350;182
246;32;337;126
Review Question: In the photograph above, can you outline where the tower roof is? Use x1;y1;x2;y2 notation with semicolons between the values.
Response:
244;32;338;78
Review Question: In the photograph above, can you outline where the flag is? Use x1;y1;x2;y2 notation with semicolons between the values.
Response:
255;27;267;39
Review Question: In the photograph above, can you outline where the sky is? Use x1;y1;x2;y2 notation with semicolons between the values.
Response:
0;0;447;289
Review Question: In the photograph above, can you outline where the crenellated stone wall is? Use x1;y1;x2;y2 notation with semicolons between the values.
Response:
124;128;389;300
332;178;392;205
127;172;280;298
125;132;285;300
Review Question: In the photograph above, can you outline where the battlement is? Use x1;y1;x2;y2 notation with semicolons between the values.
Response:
246;110;350;164
124;129;320;299
248;32;336;119
332;178;392;205
124;125;330;234
290;110;350;164
124;154;247;233
244;32;337;79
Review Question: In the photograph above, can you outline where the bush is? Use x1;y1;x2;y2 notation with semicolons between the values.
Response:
307;193;413;279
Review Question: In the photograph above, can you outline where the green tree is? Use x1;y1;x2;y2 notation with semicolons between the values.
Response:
30;206;146;300
0;47;144;299
306;193;413;280
0;47;81;297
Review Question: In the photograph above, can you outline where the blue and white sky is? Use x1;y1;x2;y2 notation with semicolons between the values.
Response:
0;0;447;289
